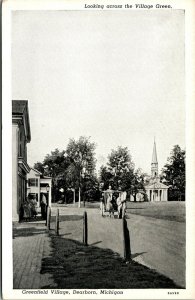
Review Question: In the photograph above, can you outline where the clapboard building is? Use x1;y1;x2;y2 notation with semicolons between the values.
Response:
12;100;31;221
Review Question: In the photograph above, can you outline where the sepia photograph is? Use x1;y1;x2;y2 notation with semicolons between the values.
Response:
2;1;195;299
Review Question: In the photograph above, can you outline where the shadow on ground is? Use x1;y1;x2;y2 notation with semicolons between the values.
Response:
13;226;46;238
131;252;148;259
51;215;83;222
40;233;181;289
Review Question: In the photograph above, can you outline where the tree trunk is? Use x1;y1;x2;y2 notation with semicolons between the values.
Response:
73;189;75;204
78;187;81;208
64;194;67;204
133;194;136;202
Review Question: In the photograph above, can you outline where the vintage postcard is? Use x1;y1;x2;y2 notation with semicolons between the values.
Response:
2;0;195;299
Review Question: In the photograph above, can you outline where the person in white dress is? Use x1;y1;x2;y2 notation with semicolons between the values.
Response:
117;189;127;218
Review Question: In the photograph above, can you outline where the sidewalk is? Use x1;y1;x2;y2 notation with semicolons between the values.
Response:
13;221;56;289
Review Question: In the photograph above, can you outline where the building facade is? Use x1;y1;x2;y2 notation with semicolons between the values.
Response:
12;100;31;221
145;140;168;201
27;168;52;207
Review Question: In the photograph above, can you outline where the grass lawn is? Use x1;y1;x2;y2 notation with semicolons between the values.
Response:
41;232;181;289
52;201;100;209
52;201;185;222
126;201;185;222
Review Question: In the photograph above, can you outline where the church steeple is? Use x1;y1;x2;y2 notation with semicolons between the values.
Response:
151;139;158;177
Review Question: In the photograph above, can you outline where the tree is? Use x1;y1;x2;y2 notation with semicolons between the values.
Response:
66;136;97;206
99;146;134;191
99;165;113;190
33;162;45;174
107;146;134;190
34;148;70;202
33;139;97;205
161;145;185;201
82;175;100;202
130;168;146;202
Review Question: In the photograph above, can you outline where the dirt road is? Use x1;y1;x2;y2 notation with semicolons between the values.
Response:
51;206;185;288
127;213;185;288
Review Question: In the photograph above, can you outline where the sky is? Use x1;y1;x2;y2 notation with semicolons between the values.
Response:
12;10;185;174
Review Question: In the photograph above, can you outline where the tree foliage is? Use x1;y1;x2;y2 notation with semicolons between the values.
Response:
99;146;147;202
66;137;96;176
130;168;146;201
34;149;70;202
33;137;97;202
161;145;185;201
99;146;134;191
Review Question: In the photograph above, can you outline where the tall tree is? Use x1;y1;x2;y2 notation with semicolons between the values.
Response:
107;146;134;190
34;148;70;202
82;175;100;203
33;162;45;174
99;146;134;191
161;145;185;201
130;168;146;202
99;165;113;190
66;136;97;205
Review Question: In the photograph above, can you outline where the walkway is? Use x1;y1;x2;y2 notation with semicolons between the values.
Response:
13;222;56;289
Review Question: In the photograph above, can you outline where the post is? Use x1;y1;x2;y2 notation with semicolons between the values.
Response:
83;211;88;245
47;207;51;230
122;217;131;260
55;208;59;235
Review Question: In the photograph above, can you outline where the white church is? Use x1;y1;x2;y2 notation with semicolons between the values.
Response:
145;140;168;202
131;140;169;202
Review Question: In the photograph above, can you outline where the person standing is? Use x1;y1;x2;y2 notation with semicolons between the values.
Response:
117;193;122;219
40;199;46;220
121;190;127;218
19;203;24;222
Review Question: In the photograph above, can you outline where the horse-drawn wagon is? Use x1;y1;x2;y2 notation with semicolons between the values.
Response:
100;188;127;218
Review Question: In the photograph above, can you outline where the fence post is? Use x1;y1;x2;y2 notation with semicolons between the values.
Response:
83;211;88;245
55;208;59;235
47;207;51;230
122;217;131;260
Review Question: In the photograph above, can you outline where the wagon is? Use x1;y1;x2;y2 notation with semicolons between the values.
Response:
100;190;127;218
100;190;120;217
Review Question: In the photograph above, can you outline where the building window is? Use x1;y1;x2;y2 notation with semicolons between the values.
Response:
28;178;38;187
